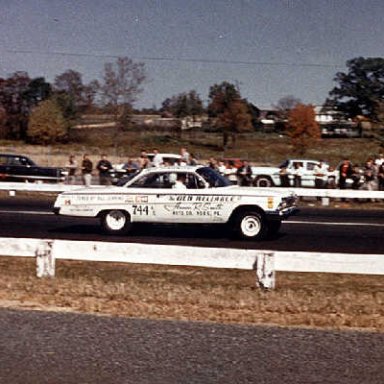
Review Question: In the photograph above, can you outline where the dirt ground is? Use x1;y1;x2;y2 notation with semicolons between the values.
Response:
0;257;383;332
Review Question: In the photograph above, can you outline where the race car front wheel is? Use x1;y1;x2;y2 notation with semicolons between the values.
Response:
234;211;267;240
101;210;132;235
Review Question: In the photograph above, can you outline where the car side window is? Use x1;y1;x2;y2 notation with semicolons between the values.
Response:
8;157;21;165
130;174;160;188
185;174;200;189
19;157;29;166
130;173;172;188
307;162;316;171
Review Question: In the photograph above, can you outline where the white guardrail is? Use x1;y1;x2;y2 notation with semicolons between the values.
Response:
1;237;383;289
1;182;384;200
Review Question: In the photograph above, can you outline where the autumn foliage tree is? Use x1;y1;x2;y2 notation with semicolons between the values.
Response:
27;99;68;144
287;104;320;155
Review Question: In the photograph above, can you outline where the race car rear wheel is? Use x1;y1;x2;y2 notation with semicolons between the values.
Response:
101;210;132;235
234;211;267;240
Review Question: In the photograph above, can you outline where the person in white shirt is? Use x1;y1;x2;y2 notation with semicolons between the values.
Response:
292;162;303;187
180;147;190;165
313;160;329;189
151;148;163;167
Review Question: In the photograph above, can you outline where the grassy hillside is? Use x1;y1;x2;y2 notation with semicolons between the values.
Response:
0;132;383;168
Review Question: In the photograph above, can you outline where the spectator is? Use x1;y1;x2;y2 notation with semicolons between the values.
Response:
378;162;384;191
292;162;303;188
151;148;163;167
374;153;384;167
338;158;353;189
189;153;199;166
362;158;378;192
225;161;238;185
81;154;93;187
350;164;363;189
122;158;140;174
207;157;218;170
279;167;290;187
96;154;113;185
327;166;337;189
138;150;151;169
237;160;252;186
313;160;329;189
65;154;77;185
180;147;190;165
217;160;227;175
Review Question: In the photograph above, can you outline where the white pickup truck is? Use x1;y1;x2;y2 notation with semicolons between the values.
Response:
251;159;335;187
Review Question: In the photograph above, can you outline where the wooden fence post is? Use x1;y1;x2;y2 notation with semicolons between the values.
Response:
254;252;275;290
36;240;55;278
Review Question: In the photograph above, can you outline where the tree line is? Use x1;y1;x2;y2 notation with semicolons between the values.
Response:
0;56;383;153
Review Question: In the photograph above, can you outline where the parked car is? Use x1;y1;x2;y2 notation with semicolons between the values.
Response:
53;165;298;240
110;153;183;183
251;159;334;188
0;153;67;183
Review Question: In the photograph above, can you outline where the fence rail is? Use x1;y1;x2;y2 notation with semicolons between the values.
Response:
1;182;384;200
1;237;383;289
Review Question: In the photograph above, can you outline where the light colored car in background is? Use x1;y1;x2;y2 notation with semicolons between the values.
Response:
110;153;183;183
251;159;335;187
54;165;298;240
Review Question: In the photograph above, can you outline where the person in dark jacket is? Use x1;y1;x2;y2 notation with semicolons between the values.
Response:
96;154;113;185
81;154;93;187
237;160;252;186
338;158;353;189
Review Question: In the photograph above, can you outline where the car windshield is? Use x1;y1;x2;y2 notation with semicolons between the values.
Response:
115;170;140;186
196;167;231;188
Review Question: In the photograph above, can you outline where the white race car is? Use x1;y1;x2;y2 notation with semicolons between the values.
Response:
53;166;298;240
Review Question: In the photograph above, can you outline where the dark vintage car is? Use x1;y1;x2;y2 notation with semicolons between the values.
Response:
0;153;67;183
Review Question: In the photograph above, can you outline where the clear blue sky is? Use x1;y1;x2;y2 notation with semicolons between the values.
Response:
1;0;383;109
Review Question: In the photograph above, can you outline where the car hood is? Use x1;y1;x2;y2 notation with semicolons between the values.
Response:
251;166;281;174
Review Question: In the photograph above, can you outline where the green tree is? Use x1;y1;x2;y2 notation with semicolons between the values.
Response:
0;72;30;139
208;81;253;149
287;104;320;155
28;99;68;144
160;90;204;118
328;57;384;120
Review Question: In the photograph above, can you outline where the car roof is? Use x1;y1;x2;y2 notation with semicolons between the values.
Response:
139;165;203;173
147;153;181;158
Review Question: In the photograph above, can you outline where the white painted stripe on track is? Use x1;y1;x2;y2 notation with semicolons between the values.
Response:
285;220;384;227
0;209;383;227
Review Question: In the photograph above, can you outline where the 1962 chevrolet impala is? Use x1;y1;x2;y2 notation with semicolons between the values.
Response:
53;165;298;240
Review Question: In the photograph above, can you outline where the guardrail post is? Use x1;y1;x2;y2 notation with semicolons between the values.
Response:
254;252;275;290
36;240;55;278
321;197;330;206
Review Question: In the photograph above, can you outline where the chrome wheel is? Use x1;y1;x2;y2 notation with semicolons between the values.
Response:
234;211;267;240
101;210;131;235
240;215;262;237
